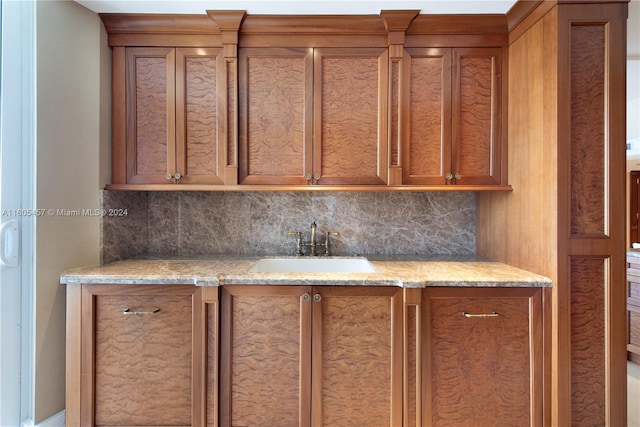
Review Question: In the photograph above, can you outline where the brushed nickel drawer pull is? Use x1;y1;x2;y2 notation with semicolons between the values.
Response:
123;308;160;315
462;311;498;318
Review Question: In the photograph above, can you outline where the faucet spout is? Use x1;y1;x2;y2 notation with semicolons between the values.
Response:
310;222;317;256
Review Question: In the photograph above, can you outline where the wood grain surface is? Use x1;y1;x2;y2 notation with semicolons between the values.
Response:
315;291;394;426
427;295;531;426
228;290;307;426
455;51;495;180
133;55;171;176
240;49;311;182
315;48;387;185
570;24;606;236
94;294;192;426
570;257;606;426
183;52;218;177
405;50;450;182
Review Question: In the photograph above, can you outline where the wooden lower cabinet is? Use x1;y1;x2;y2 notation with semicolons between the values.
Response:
220;285;403;427
65;284;217;427
413;288;543;427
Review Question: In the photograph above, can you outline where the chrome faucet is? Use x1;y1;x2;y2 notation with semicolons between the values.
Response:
288;222;339;256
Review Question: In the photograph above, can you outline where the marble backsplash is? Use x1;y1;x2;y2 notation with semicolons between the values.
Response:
101;190;476;264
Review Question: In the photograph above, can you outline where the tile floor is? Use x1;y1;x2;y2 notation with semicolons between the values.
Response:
630;361;640;426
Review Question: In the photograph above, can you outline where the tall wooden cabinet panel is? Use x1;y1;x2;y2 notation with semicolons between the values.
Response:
452;47;502;186
421;288;543;427
238;48;313;185
220;286;311;426
311;286;402;426
125;47;225;185
66;284;204;427
402;48;452;185
220;285;402;427
403;47;502;186
313;48;388;185
126;47;176;184
239;47;388;185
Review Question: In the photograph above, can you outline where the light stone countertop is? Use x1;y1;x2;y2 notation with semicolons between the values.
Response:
59;254;552;288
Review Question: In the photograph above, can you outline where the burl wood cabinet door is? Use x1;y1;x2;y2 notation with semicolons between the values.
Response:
176;48;225;185
311;286;402;427
220;286;313;427
402;48;452;185
422;288;543;427
81;285;201;427
126;47;176;184
239;48;314;185
451;47;502;186
126;47;225;185
313;48;388;185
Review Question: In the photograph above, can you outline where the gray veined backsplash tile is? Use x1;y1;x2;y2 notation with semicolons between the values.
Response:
100;190;148;264
101;190;476;262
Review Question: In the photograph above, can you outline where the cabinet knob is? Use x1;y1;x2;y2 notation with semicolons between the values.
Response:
165;173;173;180
445;173;453;180
313;293;322;302
302;292;310;301
455;173;462;180
305;173;312;181
175;173;182;180
314;173;321;181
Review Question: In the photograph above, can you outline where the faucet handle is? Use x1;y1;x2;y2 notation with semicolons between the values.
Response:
324;231;339;256
287;231;303;256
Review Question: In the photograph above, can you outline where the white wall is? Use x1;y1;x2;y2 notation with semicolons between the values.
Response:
35;0;107;422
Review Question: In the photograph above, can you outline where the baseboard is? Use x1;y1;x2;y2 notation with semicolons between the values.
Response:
27;410;65;427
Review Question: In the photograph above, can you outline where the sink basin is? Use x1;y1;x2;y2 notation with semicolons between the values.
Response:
248;257;376;273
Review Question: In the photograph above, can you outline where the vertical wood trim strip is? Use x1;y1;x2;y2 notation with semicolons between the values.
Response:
111;47;126;184
391;288;403;427
65;285;82;427
311;287;323;427
219;287;232;427
80;286;96;426
404;288;421;427
300;289;312;427
191;287;205;427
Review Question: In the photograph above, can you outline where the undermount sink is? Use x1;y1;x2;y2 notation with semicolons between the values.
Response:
248;257;376;273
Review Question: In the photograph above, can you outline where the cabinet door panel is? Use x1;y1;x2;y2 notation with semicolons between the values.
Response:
220;286;312;427
126;47;176;184
312;286;402;427
92;290;193;426
314;48;388;185
403;48;452;185
423;288;541;427
239;48;313;185
452;47;502;185
176;48;225;184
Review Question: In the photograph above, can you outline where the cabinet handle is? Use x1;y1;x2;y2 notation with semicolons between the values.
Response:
462;311;498;318
123;308;161;316
445;173;453;180
455;173;462;180
305;173;312;181
313;293;322;302
165;173;173;180
313;173;321;181
302;292;310;301
175;173;182;180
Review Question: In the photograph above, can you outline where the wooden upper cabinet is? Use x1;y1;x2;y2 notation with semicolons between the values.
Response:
239;47;388;185
403;47;503;186
123;47;225;185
